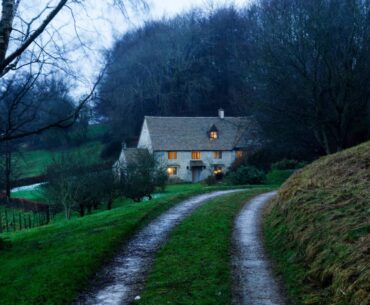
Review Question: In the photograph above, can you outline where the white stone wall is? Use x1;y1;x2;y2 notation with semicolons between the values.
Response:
137;119;153;152
155;151;237;182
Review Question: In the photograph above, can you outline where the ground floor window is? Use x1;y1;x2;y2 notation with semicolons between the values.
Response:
213;166;224;179
167;166;178;176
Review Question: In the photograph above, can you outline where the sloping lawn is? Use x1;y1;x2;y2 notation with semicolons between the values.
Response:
139;188;273;305
0;184;244;305
16;141;104;178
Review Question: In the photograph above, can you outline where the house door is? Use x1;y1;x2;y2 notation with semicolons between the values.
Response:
192;167;203;183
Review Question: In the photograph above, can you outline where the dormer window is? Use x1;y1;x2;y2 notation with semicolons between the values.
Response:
210;131;218;139
208;124;218;140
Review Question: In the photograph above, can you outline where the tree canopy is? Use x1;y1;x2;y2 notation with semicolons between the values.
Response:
97;0;370;159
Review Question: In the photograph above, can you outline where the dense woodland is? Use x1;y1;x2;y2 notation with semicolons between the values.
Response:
97;0;370;160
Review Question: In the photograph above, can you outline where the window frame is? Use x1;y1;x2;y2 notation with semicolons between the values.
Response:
167;166;178;176
168;151;177;160
209;131;218;140
236;150;244;159
191;151;201;160
213;151;222;159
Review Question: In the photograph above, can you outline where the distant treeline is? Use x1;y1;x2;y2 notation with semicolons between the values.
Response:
97;0;370;160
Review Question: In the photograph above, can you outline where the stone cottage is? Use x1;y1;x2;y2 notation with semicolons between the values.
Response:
116;109;261;183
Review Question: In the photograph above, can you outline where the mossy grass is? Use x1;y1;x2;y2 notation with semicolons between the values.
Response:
264;140;370;305
139;188;273;305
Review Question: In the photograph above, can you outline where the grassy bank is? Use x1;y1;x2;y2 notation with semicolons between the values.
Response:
264;141;370;305
0;184;245;305
139;188;272;305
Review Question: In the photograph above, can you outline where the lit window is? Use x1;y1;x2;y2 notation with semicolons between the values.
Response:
210;131;218;140
236;150;244;159
213;166;223;175
213;151;222;159
192;151;201;159
167;166;178;176
168;151;177;160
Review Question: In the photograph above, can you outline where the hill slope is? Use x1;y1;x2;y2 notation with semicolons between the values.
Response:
264;141;370;305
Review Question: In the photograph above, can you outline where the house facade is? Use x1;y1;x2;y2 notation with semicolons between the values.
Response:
116;109;261;183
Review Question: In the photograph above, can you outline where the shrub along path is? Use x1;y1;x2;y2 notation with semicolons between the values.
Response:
74;190;241;305
233;192;286;305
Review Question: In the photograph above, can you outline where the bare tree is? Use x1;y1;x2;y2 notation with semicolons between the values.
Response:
0;0;148;142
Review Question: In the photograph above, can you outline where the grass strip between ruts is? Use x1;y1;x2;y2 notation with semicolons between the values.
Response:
139;188;273;305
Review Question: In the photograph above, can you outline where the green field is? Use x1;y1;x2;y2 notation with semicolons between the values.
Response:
13;124;108;179
139;189;272;305
0;184;250;305
16;141;104;178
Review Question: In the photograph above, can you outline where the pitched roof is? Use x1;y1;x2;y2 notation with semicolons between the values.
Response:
144;116;261;151
122;148;147;164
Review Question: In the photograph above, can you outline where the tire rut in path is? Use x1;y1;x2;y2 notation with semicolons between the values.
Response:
233;191;286;305
74;190;240;305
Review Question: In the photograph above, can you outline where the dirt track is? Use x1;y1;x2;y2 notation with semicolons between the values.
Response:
233;191;286;305
74;190;240;305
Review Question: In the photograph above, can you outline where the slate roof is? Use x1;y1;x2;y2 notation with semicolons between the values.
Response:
144;116;261;151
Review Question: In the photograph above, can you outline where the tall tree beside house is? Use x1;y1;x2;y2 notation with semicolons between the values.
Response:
250;0;370;155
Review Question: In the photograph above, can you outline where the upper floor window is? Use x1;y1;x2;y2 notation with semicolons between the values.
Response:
213;151;222;159
168;151;177;160
208;124;218;140
192;151;201;160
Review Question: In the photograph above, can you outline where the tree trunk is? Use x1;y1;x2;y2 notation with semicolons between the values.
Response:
107;198;113;210
5;148;11;199
79;204;85;217
0;0;16;64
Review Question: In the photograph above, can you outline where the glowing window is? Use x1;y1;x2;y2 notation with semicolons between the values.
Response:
192;151;201;160
236;150;244;159
168;151;177;160
213;166;223;175
213;151;222;159
167;166;178;176
210;131;218;140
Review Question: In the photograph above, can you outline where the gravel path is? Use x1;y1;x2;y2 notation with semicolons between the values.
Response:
74;190;240;305
233;191;286;305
